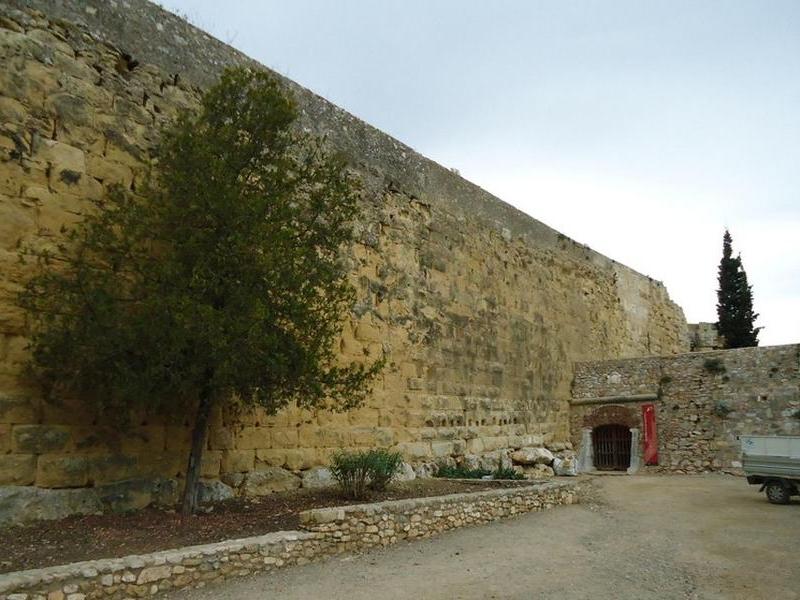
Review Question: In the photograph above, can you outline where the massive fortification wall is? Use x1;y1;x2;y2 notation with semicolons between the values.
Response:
0;0;687;517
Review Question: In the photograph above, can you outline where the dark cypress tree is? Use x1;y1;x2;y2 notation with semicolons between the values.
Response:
716;230;761;348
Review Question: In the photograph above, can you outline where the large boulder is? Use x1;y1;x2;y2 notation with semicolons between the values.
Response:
394;462;417;482
301;467;334;489
552;455;577;477
241;467;301;496
510;447;554;466
526;463;555;479
0;478;178;526
197;479;235;504
458;454;481;471
478;450;512;472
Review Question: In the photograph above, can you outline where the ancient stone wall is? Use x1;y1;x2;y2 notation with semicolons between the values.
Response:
0;0;687;515
571;345;800;471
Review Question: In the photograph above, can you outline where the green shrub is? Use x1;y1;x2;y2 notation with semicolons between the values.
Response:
434;462;525;481
330;451;372;500
703;358;726;374
434;464;491;479
368;448;404;492
329;449;403;499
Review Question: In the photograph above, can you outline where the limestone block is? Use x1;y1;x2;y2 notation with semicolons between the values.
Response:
396;442;430;460
48;167;104;199
45;92;93;129
201;450;221;478
32;138;86;173
466;438;484;454
255;448;286;467
315;409;350;426
284;448;317;470
346;407;380;426
197;479;234;505
430;441;454;458
0;423;9;452
138;453;184;480
395;461;417;482
0;96;27;122
350;426;394;447
552;456;577;476
271;428;299;448
97;478;178;513
12;424;71;453
120;425;166;454
301;466;333;489
0;197;37;250
478;451;512;472
242;467;300;496
137;565;172;585
0;453;36;485
236;426;271;450
36;454;89;488
297;426;348;448
0;484;102;526
88;454;139;485
209;425;234;450
0;394;37;423
85;153;134;186
354;321;382;343
510;447;554;466
221;449;254;473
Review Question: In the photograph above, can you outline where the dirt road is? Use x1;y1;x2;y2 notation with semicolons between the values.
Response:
169;475;799;599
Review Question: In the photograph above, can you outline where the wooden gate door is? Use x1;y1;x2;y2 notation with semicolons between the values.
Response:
593;424;632;471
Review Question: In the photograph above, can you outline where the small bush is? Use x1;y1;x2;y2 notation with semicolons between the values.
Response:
329;449;403;499
368;448;404;492
330;451;372;500
703;358;726;374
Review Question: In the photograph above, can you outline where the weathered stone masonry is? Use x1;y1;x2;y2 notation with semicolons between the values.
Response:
571;345;800;472
0;0;687;516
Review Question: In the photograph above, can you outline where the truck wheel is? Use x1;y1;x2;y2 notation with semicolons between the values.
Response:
765;481;791;505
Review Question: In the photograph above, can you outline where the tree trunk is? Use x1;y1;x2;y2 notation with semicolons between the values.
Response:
181;389;214;515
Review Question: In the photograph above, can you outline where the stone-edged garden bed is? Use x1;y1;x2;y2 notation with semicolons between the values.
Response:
0;480;578;599
0;478;534;575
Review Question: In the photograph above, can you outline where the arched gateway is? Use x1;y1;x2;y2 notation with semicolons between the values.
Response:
576;404;642;473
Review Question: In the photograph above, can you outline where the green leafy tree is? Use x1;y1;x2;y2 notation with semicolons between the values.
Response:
19;68;383;514
716;229;761;348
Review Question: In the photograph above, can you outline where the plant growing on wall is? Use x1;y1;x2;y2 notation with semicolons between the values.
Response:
716;229;761;348
18;68;383;515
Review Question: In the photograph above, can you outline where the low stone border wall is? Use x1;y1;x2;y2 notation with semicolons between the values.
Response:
0;481;578;599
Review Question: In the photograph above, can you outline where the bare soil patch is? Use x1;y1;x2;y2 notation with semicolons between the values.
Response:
1;478;532;574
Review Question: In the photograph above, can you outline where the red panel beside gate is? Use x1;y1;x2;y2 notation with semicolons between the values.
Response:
642;403;658;465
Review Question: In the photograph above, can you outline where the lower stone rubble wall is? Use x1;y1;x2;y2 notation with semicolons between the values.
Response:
0;481;578;600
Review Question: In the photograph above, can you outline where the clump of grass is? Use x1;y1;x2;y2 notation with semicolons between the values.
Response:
329;449;403;500
434;460;525;481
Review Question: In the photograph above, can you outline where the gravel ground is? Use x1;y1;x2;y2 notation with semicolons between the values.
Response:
168;474;800;600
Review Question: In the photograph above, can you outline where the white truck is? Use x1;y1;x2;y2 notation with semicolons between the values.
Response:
740;435;800;504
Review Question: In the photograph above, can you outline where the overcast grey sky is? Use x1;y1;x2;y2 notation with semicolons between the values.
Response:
163;0;799;346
